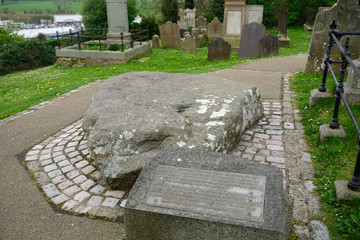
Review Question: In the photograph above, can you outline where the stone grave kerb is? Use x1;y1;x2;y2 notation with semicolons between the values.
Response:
106;0;130;42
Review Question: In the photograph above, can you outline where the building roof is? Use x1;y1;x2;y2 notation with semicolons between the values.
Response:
54;15;83;23
16;27;78;38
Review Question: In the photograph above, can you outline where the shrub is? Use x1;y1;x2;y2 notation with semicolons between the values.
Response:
0;28;24;45
161;0;179;23
0;40;57;76
139;14;159;39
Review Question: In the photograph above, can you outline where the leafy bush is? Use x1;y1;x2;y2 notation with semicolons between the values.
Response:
0;40;57;75
139;14;159;39
0;28;24;45
161;0;179;23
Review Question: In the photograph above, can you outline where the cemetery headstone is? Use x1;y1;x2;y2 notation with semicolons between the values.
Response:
184;8;196;28
181;34;197;53
152;34;160;48
191;27;200;37
223;0;247;49
238;22;265;59
259;33;279;58
245;5;264;24
124;148;293;240
106;0;130;41
195;34;203;48
207;17;223;42
196;16;207;30
277;6;290;48
159;21;181;49
344;59;360;104
208;38;231;61
83;72;263;189
304;0;360;74
177;8;186;30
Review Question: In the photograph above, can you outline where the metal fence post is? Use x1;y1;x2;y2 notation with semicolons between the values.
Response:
56;31;61;49
69;29;73;45
121;32;124;52
348;137;360;191
329;37;350;129
77;33;81;50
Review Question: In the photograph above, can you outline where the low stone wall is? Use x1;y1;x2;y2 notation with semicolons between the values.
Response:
55;42;152;66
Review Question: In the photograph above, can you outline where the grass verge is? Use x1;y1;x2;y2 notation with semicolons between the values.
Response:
291;72;360;239
0;28;311;120
0;1;82;14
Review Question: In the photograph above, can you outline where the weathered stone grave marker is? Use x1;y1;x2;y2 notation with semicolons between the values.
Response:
181;34;196;52
259;33;279;58
238;22;265;59
152;34;159;48
277;6;290;48
196;16;207;30
208;38;231;61
304;0;360;74
159;21;181;49
106;0;130;41
344;59;360;104
125;148;293;240
207;17;223;42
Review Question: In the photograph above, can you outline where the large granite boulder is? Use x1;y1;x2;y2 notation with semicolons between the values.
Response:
304;0;360;73
83;72;263;189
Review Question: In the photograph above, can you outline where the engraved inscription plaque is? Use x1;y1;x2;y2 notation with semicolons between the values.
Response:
226;11;242;35
143;165;266;223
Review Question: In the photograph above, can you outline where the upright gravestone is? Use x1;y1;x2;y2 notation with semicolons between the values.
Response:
195;34;204;48
191;27;200;37
106;0;130;41
245;5;264;24
196;16;207;30
181;34;196;53
184;8;196;28
152;34;160;48
223;0;247;49
208;38;231;61
159;21;181;49
277;6;290;48
207;17;223;42
344;59;360;104
304;0;360;74
238;22;265;59
259;33;279;58
125;148;293;240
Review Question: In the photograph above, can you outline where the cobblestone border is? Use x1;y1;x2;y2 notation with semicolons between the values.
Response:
0;79;104;127
23;74;329;238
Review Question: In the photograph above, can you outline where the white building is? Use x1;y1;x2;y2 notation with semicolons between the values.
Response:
54;15;83;26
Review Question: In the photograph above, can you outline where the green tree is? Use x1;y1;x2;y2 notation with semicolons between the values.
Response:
161;0;179;23
211;0;224;22
0;28;24;46
82;0;138;29
185;0;194;9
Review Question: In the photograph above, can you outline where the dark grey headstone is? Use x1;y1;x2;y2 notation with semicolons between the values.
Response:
259;33;279;58
208;38;231;61
125;148;293;240
238;22;265;59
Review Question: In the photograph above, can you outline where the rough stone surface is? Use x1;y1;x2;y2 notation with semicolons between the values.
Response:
344;59;360;104
196;16;207;30
159;21;181;49
238;22;266;59
309;89;333;108
207;17;223;41
83;72;263;189
125;148;293;240
335;180;360;201
304;0;360;73
181;34;196;53
309;220;330;240
190;28;200;38
319;124;346;142
208;38;231;61
259;34;279;58
151;34;159;49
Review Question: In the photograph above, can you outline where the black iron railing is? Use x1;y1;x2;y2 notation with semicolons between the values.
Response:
318;20;360;191
56;26;149;52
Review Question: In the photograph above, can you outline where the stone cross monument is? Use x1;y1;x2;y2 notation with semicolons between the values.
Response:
106;0;130;41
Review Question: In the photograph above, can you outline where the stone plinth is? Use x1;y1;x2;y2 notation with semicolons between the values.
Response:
309;89;333;108
125;148;293;240
335;180;360;201
319;124;346;142
106;0;130;41
83;72;263;189
278;35;290;48
223;0;247;50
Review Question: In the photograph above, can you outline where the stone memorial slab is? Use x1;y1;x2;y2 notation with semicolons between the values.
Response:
238;22;265;59
152;34;159;48
125;148;293;240
226;11;242;35
181;34;196;52
259;33;279;58
106;0;129;41
83;72;263;189
159;21;181;49
344;59;360;103
245;5;264;24
196;16;207;30
304;0;360;73
207;17;223;42
223;0;246;49
208;38;231;61
184;8;196;28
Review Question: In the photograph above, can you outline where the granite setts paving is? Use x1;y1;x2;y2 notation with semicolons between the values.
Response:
23;74;328;238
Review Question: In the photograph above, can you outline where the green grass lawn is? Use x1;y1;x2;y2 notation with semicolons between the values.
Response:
0;1;82;14
0;28;311;120
291;73;360;239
